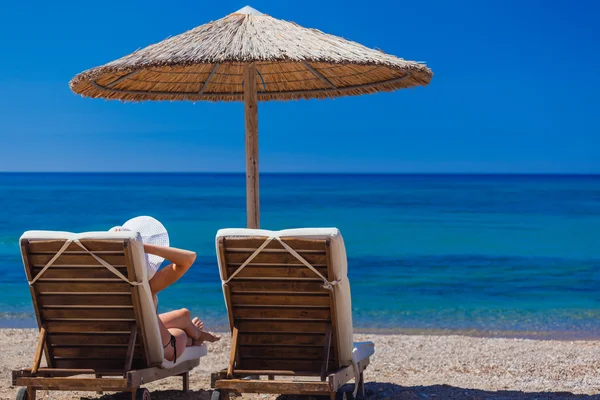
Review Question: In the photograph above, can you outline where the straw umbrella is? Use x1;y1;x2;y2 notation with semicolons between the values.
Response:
70;6;433;229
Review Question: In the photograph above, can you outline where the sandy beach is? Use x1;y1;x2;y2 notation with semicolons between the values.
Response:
2;329;600;400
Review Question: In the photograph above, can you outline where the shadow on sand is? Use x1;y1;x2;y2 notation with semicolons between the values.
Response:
91;383;600;400
354;382;600;400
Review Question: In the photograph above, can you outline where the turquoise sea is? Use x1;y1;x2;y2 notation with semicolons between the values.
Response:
1;173;599;338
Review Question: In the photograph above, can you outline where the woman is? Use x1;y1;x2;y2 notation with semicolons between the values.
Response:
112;216;219;363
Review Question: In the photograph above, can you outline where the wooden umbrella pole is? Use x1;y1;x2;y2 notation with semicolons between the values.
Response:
244;62;260;229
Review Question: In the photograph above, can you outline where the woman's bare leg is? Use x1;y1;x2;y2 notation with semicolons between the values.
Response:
163;328;188;362
159;308;203;340
157;316;189;361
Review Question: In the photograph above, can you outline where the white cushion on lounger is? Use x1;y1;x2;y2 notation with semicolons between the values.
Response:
353;341;375;363
162;342;208;368
21;230;207;368
215;227;356;365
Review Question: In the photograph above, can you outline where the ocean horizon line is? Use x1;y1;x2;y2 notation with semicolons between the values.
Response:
1;171;599;177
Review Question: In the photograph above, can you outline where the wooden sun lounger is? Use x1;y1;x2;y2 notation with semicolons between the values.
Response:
12;232;205;400
211;229;374;400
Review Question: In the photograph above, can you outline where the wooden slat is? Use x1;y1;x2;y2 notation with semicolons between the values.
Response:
225;238;327;252
240;359;323;372
228;280;328;293
238;333;325;346
14;368;126;378
39;294;133;307
225;369;321;377
226;252;327;265
41;307;136;320
46;321;133;333
127;359;200;386
35;282;131;293
227;266;328;279
30;254;126;267
239;346;333;360
47;334;136;346
238;320;330;333
27;240;125;254
32;267;129;280
231;294;330;307
53;358;145;370
214;378;330;394
15;377;128;391
233;306;331;320
228;249;325;254
52;346;143;359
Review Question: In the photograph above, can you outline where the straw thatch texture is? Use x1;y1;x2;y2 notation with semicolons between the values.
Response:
70;8;433;102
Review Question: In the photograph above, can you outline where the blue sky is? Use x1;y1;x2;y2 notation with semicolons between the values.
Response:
0;0;598;173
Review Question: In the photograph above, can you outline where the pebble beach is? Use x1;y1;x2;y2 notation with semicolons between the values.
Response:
2;330;600;400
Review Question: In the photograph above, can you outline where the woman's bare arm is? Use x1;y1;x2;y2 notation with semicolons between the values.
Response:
144;244;196;295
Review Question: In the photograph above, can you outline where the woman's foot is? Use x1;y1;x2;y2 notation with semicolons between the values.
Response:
192;317;204;331
189;316;220;345
192;330;221;345
200;330;221;342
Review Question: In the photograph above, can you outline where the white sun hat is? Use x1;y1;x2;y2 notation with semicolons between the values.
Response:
109;216;169;279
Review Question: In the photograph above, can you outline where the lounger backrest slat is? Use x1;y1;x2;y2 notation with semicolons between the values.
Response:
219;236;339;375
21;238;150;372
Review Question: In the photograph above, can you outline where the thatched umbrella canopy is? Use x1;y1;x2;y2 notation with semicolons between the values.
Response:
70;6;433;228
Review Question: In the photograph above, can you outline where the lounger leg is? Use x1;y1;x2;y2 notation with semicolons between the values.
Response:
221;390;230;400
26;387;36;400
131;387;137;400
182;371;190;392
96;374;103;395
358;372;365;398
330;392;336;400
